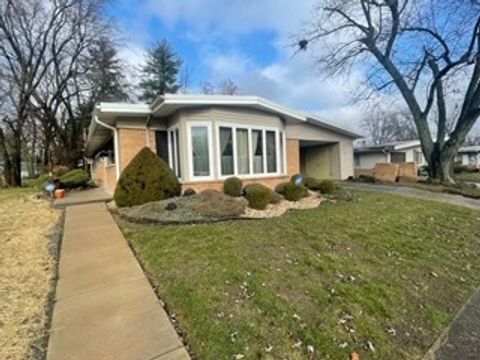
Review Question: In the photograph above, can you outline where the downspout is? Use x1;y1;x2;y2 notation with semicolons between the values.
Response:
145;115;153;148
94;115;121;180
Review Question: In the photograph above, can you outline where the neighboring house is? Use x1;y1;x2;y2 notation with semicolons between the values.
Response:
85;94;361;193
354;140;425;173
456;146;480;169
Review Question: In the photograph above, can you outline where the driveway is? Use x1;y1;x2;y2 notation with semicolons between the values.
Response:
344;182;480;210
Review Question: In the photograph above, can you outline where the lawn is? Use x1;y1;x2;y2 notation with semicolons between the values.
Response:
455;171;480;183
0;188;60;360
120;191;480;360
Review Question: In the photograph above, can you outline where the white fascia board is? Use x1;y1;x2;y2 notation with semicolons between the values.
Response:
393;140;421;150
98;102;151;114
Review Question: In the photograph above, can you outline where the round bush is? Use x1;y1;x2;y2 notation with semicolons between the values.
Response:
318;180;339;194
275;181;290;195
114;147;181;207
59;169;89;189
183;188;197;196
283;183;308;201
34;174;53;189
223;176;243;197
51;165;70;176
303;176;322;191
244;183;274;210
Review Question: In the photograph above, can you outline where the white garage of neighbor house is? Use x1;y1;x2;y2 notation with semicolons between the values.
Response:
354;140;425;174
456;146;480;169
85;94;361;193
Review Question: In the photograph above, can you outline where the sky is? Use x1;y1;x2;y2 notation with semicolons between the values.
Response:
106;0;367;132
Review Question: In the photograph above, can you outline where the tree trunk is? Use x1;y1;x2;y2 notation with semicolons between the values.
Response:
0;128;14;186
11;131;22;187
427;144;457;184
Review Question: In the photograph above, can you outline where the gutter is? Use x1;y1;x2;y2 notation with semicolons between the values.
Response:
94;114;121;180
145;115;153;148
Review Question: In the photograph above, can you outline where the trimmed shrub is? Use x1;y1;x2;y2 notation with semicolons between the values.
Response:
244;183;274;210
51;165;70;177
282;183;308;202
454;164;472;174
275;181;290;195
114;147;181;207
358;174;376;183
223;176;243;197
193;189;247;217
59;169;89;189
270;191;283;204
303;176;323;191
318;180;339;194
34;174;53;189
183;188;196;197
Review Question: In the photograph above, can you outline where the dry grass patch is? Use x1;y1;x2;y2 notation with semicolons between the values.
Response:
0;189;60;360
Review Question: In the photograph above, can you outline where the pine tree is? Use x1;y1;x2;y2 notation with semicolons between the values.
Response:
140;39;182;102
88;37;130;103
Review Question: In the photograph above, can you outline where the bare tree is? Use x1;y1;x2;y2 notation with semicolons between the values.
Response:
200;78;240;95
362;105;417;145
300;0;480;183
0;0;115;184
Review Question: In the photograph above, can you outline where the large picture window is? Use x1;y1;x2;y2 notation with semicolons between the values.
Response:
252;130;264;174
219;127;234;175
216;124;285;178
236;129;249;175
191;126;210;177
168;127;181;178
266;131;277;173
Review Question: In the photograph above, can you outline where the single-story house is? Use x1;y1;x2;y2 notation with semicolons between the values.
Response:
456;146;480;169
354;140;425;173
85;94;361;193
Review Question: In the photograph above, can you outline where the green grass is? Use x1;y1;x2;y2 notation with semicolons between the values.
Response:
455;171;480;183
119;191;480;360
0;187;34;202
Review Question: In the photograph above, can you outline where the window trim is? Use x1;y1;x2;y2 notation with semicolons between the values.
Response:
167;125;182;180
187;121;214;181
215;122;286;180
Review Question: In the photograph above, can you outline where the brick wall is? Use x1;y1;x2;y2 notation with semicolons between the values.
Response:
92;159;117;193
118;128;156;171
181;176;290;193
286;139;300;176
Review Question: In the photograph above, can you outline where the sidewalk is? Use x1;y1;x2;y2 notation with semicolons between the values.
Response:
423;287;480;360
47;203;190;360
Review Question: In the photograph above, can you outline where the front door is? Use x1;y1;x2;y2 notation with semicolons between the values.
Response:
156;131;169;163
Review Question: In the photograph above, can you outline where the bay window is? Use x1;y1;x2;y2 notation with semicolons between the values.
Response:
217;124;285;178
219;127;234;175
190;125;211;177
168;127;181;178
266;131;277;173
236;128;250;175
252;130;264;174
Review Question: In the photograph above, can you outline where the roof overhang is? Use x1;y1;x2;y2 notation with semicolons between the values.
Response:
152;94;362;138
85;94;362;157
85;103;151;157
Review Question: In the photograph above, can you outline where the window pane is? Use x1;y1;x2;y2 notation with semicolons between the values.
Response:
236;128;249;175
175;129;181;178
279;132;284;173
266;131;277;173
252;129;263;174
191;126;210;176
219;127;234;175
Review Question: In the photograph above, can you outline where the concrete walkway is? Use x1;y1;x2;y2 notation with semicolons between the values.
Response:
52;187;113;208
345;182;480;210
47;203;190;360
424;286;480;360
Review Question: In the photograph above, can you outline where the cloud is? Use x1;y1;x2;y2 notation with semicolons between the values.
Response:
143;0;316;36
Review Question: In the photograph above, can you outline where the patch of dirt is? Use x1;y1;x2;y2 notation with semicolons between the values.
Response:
0;194;60;360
